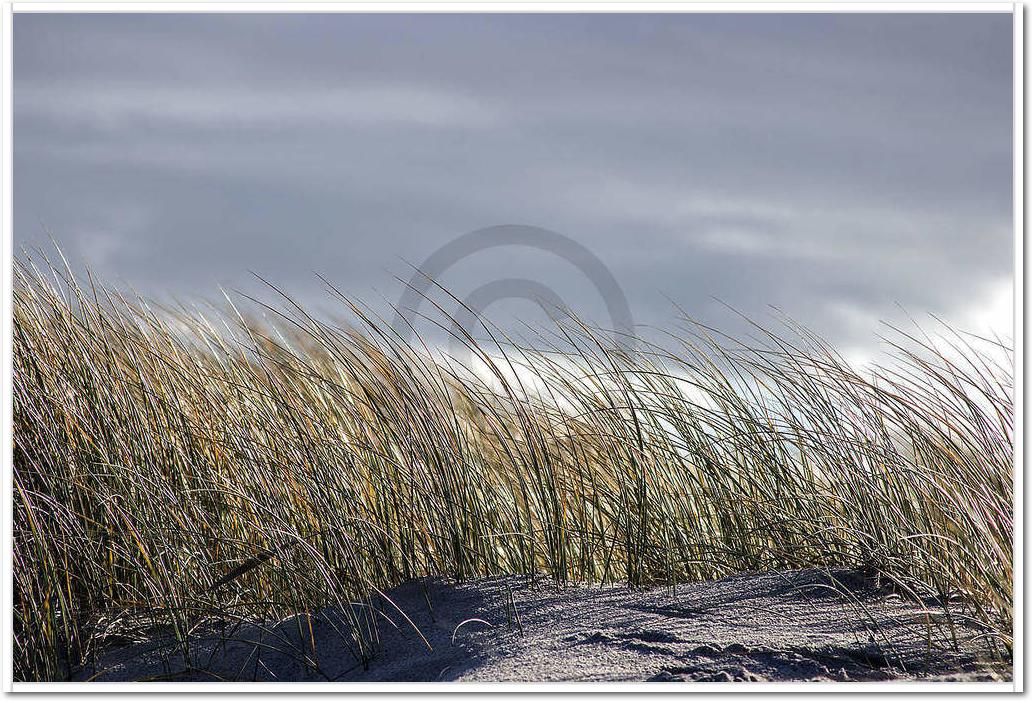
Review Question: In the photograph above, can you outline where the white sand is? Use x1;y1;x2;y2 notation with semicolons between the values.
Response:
73;568;1009;683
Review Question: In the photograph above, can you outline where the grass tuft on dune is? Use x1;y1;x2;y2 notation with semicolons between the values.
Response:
12;255;1012;681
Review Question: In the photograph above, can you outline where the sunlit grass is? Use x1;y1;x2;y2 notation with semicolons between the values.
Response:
12;254;1012;680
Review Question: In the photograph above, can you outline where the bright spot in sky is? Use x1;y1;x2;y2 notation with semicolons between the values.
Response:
966;277;1014;341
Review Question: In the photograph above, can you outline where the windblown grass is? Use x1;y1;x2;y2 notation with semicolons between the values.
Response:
12;256;1013;681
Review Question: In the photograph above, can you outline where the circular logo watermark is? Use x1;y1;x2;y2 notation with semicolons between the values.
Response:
392;224;635;356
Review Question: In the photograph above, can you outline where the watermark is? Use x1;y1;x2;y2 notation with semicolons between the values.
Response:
392;224;635;356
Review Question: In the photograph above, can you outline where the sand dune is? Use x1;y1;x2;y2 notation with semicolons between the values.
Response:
73;569;1009;683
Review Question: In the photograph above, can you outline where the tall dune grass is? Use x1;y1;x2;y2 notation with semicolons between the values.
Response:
12;256;1013;681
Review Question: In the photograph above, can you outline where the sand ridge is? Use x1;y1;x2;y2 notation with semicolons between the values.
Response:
73;568;1009;683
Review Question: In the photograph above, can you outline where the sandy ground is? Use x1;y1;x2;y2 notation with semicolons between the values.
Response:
72;568;1010;683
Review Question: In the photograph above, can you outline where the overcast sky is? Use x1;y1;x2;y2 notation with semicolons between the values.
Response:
14;12;1014;359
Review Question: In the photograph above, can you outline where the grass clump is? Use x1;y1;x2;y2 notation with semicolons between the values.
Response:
12;256;1012;680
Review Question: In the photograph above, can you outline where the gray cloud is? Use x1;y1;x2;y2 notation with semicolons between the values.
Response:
14;12;1013;354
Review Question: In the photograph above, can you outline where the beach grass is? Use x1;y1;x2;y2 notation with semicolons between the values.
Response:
12;255;1013;681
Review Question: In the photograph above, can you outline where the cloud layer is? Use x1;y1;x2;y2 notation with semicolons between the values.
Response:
15;12;1014;352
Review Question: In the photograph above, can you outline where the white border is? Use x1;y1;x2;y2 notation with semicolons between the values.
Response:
8;681;1018;693
7;2;1021;12
2;1;1022;694
1013;1;1025;694
2;0;12;695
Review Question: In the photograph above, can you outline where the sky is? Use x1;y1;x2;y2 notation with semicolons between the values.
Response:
14;12;1014;359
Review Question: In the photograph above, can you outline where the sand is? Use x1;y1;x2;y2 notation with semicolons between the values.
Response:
71;568;1010;683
